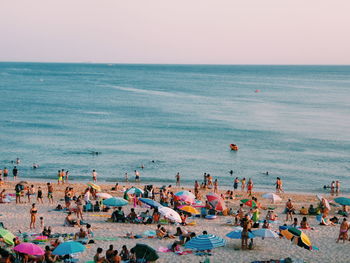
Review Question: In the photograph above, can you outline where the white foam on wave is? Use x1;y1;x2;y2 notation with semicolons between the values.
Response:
83;111;110;115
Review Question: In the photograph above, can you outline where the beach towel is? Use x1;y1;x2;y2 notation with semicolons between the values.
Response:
93;237;119;241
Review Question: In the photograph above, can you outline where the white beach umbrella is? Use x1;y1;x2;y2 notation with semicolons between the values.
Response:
316;195;331;210
96;193;113;199
262;193;282;203
252;229;279;238
158;207;181;223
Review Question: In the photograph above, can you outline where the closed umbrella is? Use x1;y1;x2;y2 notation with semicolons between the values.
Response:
158;207;181;223
226;230;255;239
262;193;282;203
96;193;113;199
53;241;86;255
252;229;278;238
0;228;15;246
185;234;226;250
139;198;162;208
14;243;44;256
131;244;159;261
103;197;128;207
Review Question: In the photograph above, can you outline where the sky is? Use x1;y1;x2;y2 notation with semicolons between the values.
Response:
0;0;349;64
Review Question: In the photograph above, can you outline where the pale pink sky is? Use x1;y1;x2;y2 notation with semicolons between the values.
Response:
0;0;349;64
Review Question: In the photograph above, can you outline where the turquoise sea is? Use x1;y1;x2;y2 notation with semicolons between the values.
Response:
0;63;349;193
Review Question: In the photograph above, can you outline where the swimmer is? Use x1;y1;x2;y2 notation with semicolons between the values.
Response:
33;163;39;169
229;170;233;176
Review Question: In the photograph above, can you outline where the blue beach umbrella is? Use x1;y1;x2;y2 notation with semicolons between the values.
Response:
139;198;162;208
334;197;350;206
226;230;255;239
185;234;226;251
52;241;85;255
252;229;278;238
103;197;128;207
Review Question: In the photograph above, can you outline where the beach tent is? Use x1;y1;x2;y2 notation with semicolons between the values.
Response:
185;234;226;250
14;243;44;256
262;193;282;203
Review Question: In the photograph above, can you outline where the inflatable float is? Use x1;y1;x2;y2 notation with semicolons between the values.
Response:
230;144;239;151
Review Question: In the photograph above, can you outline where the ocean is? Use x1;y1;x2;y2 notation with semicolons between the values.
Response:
0;63;349;193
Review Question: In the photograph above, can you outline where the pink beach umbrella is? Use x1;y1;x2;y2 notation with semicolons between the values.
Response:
14;243;45;256
174;191;195;204
206;193;226;211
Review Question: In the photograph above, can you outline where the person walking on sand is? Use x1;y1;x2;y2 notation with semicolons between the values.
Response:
92;170;97;182
57;170;62;185
47;182;54;204
30;203;38;229
213;179;218;193
12;166;18;181
175;172;180;187
247;178;253;196
37;186;43;204
285;199;294;221
336;180;340;195
336;218;348;243
3;167;8;181
241;177;246;191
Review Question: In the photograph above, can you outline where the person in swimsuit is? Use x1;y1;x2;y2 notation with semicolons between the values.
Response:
30;203;38;229
233;177;239;190
37;186;43;204
175;172;180;187
47;183;54;204
247;178;253;196
285;199;294;221
12;166;18;181
92;170;97;182
241;178;246;191
213;179;218;193
134;170;140;182
337;218;348;243
3;167;8;181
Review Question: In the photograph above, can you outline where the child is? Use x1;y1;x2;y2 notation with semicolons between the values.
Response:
40;217;44;229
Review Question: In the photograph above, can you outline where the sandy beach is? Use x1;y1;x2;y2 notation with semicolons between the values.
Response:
0;180;349;263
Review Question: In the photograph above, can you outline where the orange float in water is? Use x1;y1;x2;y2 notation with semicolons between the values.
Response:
230;144;239;151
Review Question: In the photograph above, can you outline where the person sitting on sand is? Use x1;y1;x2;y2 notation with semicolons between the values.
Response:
112;207;126;223
262;220;270;229
336;218;348;243
94;247;106;263
126;208;137;223
300;206;308;215
119;245;130;262
74;228;87;240
65;212;80;227
291;218;298;228
320;214;336;226
105;245;114;263
300;217;311;229
44;245;57;263
266;210;278;221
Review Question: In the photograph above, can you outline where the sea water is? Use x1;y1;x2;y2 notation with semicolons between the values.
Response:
0;63;349;193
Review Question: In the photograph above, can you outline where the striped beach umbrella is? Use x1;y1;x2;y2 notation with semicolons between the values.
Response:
103;197;128;207
87;182;101;191
185;234;226;250
174;191;195;204
279;226;312;250
206;193;226;211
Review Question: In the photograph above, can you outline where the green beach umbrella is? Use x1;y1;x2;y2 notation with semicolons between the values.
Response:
131;244;159;261
240;199;257;208
0;228;15;246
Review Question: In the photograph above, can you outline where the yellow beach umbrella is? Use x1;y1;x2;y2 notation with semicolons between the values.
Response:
179;205;200;215
0;228;15;246
87;182;101;191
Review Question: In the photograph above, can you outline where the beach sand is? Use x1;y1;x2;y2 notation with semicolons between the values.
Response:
0;181;348;263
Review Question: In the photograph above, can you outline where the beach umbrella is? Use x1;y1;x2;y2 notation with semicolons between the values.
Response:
139;198;162;208
53;241;86;256
158;207;181;223
96;193;113;199
226;230;255;239
240;199;257;208
87;182;101;191
185;234;226;250
252;229;278;238
132;244;159;261
174;191;195;204
14;243;44;256
262;193;282;203
178;205;200;215
18;181;28;185
334;197;350;206
0;228;15;246
126;187;144;196
279;226;312;250
206;193;226;211
317;195;331;210
103;197;128;207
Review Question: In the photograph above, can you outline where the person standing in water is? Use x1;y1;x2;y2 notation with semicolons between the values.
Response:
213;179;218;193
175;173;180;187
12;166;18;181
233;177;239;191
124;172;128;183
134;170;140;182
92;170;97;182
241;178;246;191
30;203;38;229
247;178;253;196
